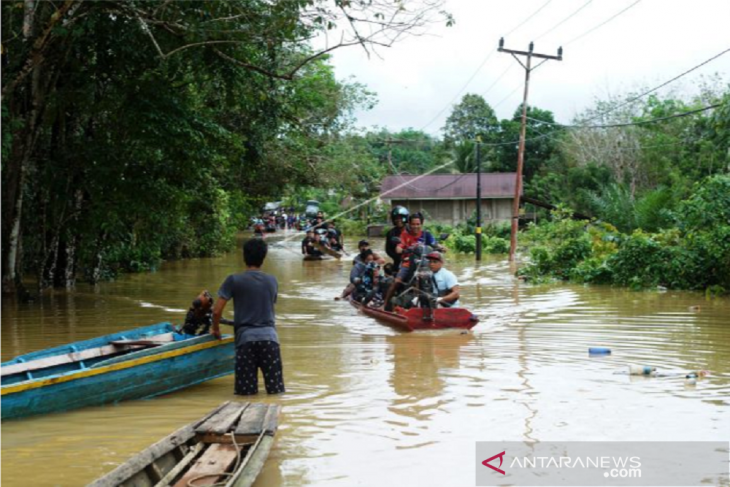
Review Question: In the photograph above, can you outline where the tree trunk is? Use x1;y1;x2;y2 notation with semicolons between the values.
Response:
62;188;84;289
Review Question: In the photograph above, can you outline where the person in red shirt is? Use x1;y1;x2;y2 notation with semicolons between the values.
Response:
382;213;442;311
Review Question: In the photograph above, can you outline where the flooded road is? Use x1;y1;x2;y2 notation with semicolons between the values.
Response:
2;233;729;486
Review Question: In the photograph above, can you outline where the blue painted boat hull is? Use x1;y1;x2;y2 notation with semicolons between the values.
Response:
1;323;235;420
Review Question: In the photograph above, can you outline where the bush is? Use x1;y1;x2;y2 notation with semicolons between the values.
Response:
337;218;368;237
518;176;730;293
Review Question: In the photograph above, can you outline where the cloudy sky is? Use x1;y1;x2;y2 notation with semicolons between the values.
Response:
324;0;730;135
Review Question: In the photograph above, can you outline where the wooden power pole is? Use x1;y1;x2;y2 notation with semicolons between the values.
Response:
499;38;562;263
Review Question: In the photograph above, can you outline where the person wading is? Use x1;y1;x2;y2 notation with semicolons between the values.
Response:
212;239;284;395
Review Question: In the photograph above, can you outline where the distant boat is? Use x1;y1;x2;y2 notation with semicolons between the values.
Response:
89;401;281;487
314;243;343;259
1;323;235;420
350;299;479;331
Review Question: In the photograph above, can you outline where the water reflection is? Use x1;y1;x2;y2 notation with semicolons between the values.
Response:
388;332;474;422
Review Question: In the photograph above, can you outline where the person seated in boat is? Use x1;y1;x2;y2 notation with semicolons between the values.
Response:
349;250;379;304
370;262;395;308
353;240;385;265
424;252;460;308
314;227;330;248
327;228;343;252
385;205;409;271
336;249;379;301
301;230;323;258
179;290;233;336
326;221;345;252
382;212;443;311
253;218;265;236
311;212;325;229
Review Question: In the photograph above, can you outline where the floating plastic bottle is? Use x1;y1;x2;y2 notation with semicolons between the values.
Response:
628;365;657;376
589;347;611;355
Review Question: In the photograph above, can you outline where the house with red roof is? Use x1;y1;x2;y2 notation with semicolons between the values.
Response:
379;173;521;226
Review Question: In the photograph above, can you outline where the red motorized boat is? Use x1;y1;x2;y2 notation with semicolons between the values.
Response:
350;299;479;332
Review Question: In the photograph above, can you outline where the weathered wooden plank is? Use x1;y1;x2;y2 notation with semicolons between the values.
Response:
87;423;196;487
192;401;231;429
108;340;169;347
1;333;174;377
230;435;275;487
262;404;281;435
153;442;204;487
195;402;249;437
173;444;238;487
234;403;269;437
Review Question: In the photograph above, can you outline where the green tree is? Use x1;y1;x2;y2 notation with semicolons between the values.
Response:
443;94;499;145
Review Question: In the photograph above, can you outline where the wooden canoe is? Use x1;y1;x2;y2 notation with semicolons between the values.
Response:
314;242;343;259
1;323;235;420
89;401;281;487
350;299;479;331
302;254;324;261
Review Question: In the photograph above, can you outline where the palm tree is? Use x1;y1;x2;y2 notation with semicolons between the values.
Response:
451;141;476;173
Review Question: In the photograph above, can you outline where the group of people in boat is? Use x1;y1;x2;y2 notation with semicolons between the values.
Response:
252;206;322;235
300;212;345;258
335;206;461;312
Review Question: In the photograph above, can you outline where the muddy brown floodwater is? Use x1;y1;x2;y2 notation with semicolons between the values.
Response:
2;233;729;486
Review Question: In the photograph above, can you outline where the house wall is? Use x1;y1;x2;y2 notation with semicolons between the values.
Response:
391;199;513;226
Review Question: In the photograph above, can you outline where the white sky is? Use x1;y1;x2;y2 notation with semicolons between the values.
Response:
324;0;730;135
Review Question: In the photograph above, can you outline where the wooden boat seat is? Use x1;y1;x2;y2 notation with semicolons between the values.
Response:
109;339;168;347
1;333;175;377
194;402;281;444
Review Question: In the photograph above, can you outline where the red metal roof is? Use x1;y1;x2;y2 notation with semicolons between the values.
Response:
380;173;520;199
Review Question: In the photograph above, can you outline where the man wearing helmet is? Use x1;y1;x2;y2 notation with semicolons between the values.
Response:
385;205;409;270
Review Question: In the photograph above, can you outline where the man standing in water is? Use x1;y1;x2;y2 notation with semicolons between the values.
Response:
212;239;284;395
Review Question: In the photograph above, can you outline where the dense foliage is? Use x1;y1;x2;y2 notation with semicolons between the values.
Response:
518;175;730;293
1;0;450;292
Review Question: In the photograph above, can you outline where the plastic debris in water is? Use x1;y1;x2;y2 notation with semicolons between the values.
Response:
628;365;657;376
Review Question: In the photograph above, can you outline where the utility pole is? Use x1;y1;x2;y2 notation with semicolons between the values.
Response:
475;137;482;261
499;38;562;263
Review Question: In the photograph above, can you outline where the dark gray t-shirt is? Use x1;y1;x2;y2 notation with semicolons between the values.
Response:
218;270;279;346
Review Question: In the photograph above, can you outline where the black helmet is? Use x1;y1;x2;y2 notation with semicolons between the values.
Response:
391;205;409;225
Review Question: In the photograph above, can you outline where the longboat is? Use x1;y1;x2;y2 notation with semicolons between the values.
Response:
1;323;235;420
89;401;280;487
349;299;479;331
314;242;343;259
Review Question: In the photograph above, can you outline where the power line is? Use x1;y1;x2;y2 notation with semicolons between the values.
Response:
418;50;497;132
582;47;730;123
567;103;722;128
418;0;558;133
565;0;643;46
479;63;515;98
504;0;554;37
535;0;595;41
520;46;730;128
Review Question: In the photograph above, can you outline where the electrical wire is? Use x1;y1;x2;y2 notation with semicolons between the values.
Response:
534;0;595;41
564;0;642;46
418;0;558;133
503;0;554;37
581;47;730;123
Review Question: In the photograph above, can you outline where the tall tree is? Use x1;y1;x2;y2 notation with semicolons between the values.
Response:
442;93;499;145
1;0;452;293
